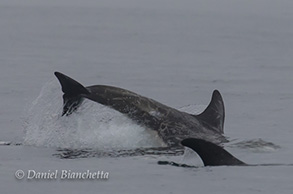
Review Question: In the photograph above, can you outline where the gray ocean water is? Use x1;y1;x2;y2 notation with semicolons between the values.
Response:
1;0;293;193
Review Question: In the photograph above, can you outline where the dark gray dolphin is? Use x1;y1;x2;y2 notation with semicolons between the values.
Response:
181;138;246;166
160;138;291;167
54;72;227;146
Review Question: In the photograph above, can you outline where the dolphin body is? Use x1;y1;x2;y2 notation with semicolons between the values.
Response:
54;72;227;146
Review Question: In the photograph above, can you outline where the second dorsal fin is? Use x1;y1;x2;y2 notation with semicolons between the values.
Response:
181;138;246;166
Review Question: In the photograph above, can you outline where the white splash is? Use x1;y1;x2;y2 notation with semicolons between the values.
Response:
23;80;165;149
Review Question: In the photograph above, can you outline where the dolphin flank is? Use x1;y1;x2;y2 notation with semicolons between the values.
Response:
54;72;227;146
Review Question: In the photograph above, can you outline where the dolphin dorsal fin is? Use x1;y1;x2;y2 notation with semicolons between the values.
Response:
181;138;246;166
196;90;225;134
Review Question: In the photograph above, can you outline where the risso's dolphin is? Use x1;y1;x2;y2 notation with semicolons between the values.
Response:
180;138;293;167
181;138;246;166
54;72;227;146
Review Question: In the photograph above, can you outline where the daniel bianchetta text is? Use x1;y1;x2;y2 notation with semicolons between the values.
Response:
15;170;109;180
